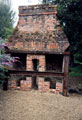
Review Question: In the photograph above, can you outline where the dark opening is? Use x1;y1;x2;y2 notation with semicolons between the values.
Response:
3;72;10;90
32;76;38;89
3;79;8;90
32;59;39;71
11;53;27;70
50;80;56;89
16;76;26;87
45;77;56;89
46;54;63;72
17;80;21;87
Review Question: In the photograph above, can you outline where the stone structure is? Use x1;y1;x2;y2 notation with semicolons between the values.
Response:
7;4;70;96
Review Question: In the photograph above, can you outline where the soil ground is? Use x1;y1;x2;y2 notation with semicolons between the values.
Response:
0;90;82;120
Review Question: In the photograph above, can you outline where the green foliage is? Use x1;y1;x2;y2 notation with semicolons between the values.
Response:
0;0;15;86
42;0;73;4
0;67;8;86
0;38;17;87
69;66;82;77
0;38;9;86
0;0;15;39
42;0;82;66
57;0;82;66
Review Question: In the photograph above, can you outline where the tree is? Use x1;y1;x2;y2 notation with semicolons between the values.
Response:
42;0;82;66
0;0;15;39
0;0;16;88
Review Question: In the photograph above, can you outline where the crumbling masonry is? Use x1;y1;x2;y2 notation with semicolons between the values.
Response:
7;4;70;96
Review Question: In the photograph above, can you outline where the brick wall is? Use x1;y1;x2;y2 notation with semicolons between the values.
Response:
56;81;63;94
26;55;46;71
8;77;63;94
8;77;82;94
8;4;69;53
8;80;17;90
37;77;63;93
20;77;32;90
8;77;32;91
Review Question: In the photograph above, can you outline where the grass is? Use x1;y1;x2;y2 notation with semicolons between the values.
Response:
69;65;82;77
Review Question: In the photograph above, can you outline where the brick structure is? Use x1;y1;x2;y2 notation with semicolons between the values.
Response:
56;81;63;93
8;80;17;90
20;77;32;90
26;55;46;71
7;4;70;96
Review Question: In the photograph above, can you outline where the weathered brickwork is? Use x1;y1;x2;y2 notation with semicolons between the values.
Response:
37;77;63;93
26;55;46;71
8;80;17;90
20;77;32;90
8;4;69;54
19;4;57;15
38;77;45;92
7;4;69;95
56;81;63;93
8;77;63;94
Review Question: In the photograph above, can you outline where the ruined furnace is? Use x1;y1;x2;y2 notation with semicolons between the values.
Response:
7;4;70;96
